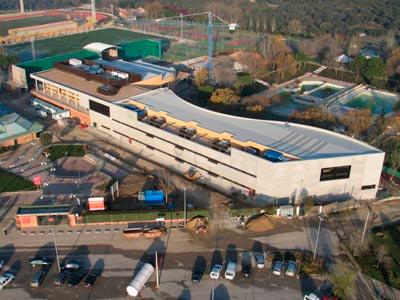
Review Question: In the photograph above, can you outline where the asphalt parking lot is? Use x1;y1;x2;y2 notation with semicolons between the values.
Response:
0;226;325;300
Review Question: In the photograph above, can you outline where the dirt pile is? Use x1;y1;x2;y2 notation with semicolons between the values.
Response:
245;213;280;232
186;216;208;234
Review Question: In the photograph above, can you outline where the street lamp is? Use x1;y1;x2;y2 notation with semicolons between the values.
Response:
51;228;61;272
313;215;324;261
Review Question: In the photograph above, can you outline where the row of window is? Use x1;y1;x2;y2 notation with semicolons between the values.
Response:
111;128;252;191
111;118;257;179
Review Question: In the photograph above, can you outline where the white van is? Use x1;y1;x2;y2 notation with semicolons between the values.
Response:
224;261;236;280
36;110;48;119
0;272;14;289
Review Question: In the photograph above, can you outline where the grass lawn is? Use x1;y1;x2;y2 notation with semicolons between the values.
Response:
6;28;154;61
237;73;253;85
0;16;65;36
0;170;36;192
356;222;400;288
46;144;85;161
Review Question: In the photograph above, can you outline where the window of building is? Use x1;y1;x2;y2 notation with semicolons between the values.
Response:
146;145;154;150
208;158;218;164
208;171;219;177
89;100;110;117
320;165;351;181
146;133;154;138
175;157;184;163
361;184;376;190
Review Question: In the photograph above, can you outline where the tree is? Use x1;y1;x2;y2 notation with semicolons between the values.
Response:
235;51;268;79
341;108;372;138
376;245;388;269
386;48;400;77
329;263;356;299
389;139;400;181
0;54;18;83
157;169;175;203
268;35;291;70
144;1;162;18
270;18;277;33
275;53;297;80
40;131;53;146
291;107;335;127
194;68;208;87
287;20;303;35
393;101;400;112
212;56;237;87
210;88;240;105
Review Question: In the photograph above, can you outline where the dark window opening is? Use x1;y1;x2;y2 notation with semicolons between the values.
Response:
175;157;184;163
89;100;110;117
146;145;154;150
320;165;351;181
208;158;218;164
208;171;219;177
146;133;154;138
361;184;376;190
101;125;110;130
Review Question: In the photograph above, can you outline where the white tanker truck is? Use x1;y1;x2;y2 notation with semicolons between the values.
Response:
126;263;155;297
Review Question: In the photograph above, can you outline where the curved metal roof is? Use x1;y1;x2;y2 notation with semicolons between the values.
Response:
83;42;117;53
129;88;382;160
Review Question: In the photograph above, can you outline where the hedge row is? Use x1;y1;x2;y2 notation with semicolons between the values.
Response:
83;209;209;223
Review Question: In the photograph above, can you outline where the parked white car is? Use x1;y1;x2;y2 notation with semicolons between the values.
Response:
209;264;222;280
304;293;320;300
254;253;265;269
285;260;297;277
272;261;283;276
224;261;236;280
0;272;14;290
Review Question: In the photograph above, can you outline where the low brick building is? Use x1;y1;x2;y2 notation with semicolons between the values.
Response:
0;104;43;147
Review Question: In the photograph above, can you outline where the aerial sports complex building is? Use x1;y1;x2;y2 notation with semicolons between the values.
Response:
29;46;384;203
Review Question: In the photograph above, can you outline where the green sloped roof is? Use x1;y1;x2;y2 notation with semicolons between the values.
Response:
17;49;99;70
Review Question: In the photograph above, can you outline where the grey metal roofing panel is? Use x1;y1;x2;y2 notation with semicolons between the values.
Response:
130;88;381;159
95;59;175;80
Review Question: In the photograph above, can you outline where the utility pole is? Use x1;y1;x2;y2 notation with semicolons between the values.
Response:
361;208;371;244
30;38;36;60
155;251;159;288
52;228;61;272
184;188;187;228
180;13;183;39
207;12;213;75
313;215;323;261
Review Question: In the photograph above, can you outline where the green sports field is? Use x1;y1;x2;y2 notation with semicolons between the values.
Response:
6;28;154;61
0;16;65;36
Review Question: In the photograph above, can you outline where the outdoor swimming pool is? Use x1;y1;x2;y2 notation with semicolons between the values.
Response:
308;84;344;99
344;91;399;115
300;81;323;93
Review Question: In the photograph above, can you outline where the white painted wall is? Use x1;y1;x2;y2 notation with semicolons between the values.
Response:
88;98;384;203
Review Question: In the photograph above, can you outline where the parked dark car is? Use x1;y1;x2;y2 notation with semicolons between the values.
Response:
242;264;251;278
68;270;86;287
84;271;99;287
191;265;205;283
30;270;46;288
54;270;71;286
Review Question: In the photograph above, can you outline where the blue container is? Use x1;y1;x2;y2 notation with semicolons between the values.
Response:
264;150;284;162
144;190;164;205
